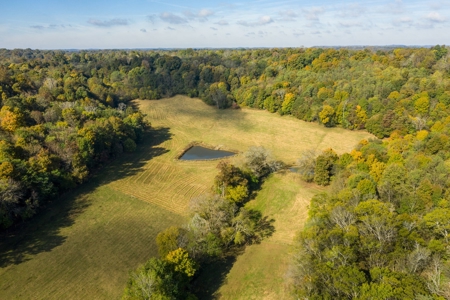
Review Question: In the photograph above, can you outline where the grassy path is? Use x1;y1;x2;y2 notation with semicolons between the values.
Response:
216;172;325;299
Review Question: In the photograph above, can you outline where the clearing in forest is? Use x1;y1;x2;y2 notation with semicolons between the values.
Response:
118;95;372;216
0;95;373;299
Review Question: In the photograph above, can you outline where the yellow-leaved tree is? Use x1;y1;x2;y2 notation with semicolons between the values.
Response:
281;92;295;115
0;106;24;132
319;105;335;127
165;248;197;277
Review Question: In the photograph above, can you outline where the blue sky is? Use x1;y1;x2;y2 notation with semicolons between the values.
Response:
1;0;449;49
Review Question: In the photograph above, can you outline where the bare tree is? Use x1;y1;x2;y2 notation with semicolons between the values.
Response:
43;77;58;90
412;116;427;131
424;255;446;296
131;271;155;299
296;149;317;182
189;194;237;235
406;243;431;273
244;146;282;178
330;206;355;232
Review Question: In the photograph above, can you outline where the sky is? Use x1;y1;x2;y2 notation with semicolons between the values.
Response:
0;0;449;49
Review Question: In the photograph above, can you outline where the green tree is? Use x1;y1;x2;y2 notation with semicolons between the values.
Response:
156;226;183;258
314;148;338;185
123;258;182;300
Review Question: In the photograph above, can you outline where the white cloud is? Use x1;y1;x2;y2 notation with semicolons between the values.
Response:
29;23;74;30
381;0;406;14
183;9;214;21
199;9;214;18
293;30;304;37
393;17;413;27
147;14;157;24
260;16;273;25
426;12;447;22
429;1;450;10
88;18;129;27
399;17;413;23
238;16;274;27
278;10;298;22
5;0;450;49
160;12;187;24
303;7;325;21
338;21;362;28
215;20;229;26
336;4;365;18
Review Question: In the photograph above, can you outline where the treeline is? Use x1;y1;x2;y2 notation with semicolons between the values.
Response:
0;50;148;229
291;137;450;297
232;45;450;139
2;46;449;141
281;46;450;298
123;147;280;299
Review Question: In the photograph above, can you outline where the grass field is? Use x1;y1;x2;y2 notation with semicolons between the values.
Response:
214;172;325;299
0;95;373;299
0;154;185;299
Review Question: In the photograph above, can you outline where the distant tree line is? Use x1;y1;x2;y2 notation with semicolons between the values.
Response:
2;45;449;140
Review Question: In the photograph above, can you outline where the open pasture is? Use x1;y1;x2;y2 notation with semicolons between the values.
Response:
117;95;372;215
0;95;373;299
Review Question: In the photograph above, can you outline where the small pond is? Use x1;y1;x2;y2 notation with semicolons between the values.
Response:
180;146;236;160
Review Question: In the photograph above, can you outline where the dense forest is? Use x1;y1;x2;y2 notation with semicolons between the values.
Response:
1;45;450;298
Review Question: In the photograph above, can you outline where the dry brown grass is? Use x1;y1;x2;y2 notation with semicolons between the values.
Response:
121;95;373;216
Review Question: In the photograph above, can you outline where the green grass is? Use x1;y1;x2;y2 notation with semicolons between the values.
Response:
0;95;373;299
216;172;326;299
0;161;185;300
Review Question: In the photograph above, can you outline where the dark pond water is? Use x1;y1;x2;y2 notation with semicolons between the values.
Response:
290;167;314;177
180;146;236;160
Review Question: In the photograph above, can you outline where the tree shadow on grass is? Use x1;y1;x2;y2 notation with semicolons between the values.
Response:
191;253;239;300
0;193;90;268
0;127;172;268
191;212;275;300
251;213;276;244
95;127;171;185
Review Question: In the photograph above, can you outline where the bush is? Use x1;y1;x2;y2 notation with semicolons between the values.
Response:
123;138;137;152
